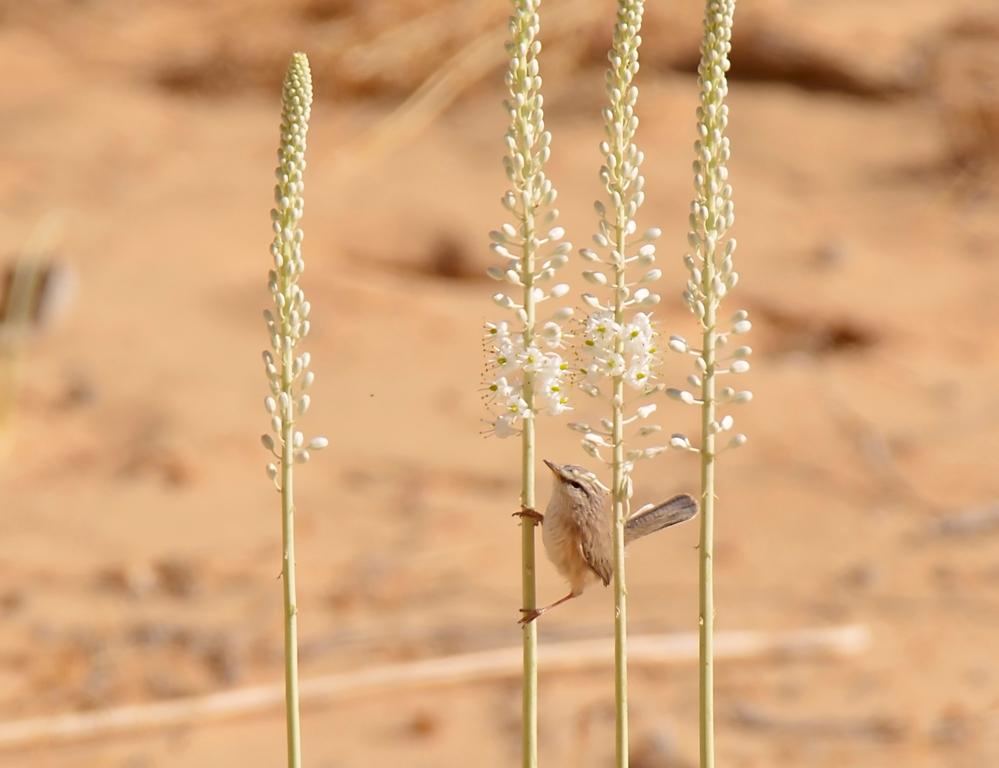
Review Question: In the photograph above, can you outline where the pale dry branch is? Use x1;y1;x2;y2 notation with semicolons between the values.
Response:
0;624;869;751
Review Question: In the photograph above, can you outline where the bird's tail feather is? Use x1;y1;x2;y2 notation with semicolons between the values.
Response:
624;494;698;544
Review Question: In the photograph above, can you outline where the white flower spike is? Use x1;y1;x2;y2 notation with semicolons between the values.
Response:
260;52;325;768
664;4;747;767
483;0;573;438
484;5;571;767
577;4;666;767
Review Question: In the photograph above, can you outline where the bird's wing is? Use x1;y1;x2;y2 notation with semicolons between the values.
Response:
624;494;698;544
578;516;613;587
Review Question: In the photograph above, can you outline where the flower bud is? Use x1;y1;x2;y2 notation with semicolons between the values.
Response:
669;434;692;449
583;271;609;286
728;434;747;449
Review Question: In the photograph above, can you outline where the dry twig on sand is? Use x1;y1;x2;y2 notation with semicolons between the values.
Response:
0;625;868;751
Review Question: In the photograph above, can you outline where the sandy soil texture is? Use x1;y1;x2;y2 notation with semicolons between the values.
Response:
1;0;999;766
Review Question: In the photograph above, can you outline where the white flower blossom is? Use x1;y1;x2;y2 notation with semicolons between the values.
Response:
493;413;519;439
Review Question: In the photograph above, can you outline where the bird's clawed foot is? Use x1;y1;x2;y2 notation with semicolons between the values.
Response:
513;506;544;524
518;608;544;625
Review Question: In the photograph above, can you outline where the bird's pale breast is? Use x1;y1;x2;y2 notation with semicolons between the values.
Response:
543;493;601;594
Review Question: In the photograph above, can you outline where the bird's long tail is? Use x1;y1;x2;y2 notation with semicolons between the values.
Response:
624;494;698;544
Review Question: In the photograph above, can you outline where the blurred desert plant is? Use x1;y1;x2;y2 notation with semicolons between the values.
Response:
260;52;327;768
663;2;749;766
571;0;665;764
0;218;73;449
482;1;574;764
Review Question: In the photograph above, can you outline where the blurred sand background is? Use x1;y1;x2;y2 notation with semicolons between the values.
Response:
2;0;999;765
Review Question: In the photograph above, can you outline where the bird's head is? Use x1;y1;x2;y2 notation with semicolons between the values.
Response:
543;459;609;509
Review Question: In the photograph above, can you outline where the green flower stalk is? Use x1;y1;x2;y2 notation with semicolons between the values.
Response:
576;2;665;765
261;52;327;768
664;3;749;767
483;2;574;766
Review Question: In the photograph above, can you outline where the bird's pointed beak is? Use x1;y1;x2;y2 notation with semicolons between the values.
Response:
542;459;560;474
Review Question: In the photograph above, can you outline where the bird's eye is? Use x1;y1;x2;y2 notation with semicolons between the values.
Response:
568;480;584;492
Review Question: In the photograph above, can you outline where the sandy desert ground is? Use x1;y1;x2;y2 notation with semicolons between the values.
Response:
1;0;999;766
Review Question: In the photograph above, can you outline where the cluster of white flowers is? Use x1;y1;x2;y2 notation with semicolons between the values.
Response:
261;53;327;485
580;310;657;393
484;317;571;436
483;0;573;439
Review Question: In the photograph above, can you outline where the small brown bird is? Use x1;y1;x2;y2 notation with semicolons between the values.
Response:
515;459;698;624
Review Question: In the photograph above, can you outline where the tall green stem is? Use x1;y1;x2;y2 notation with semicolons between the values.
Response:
588;3;648;764
612;213;629;768
520;419;538;768
486;5;570;765
520;197;539;768
698;276;717;768
280;345;302;768
686;4;737;766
